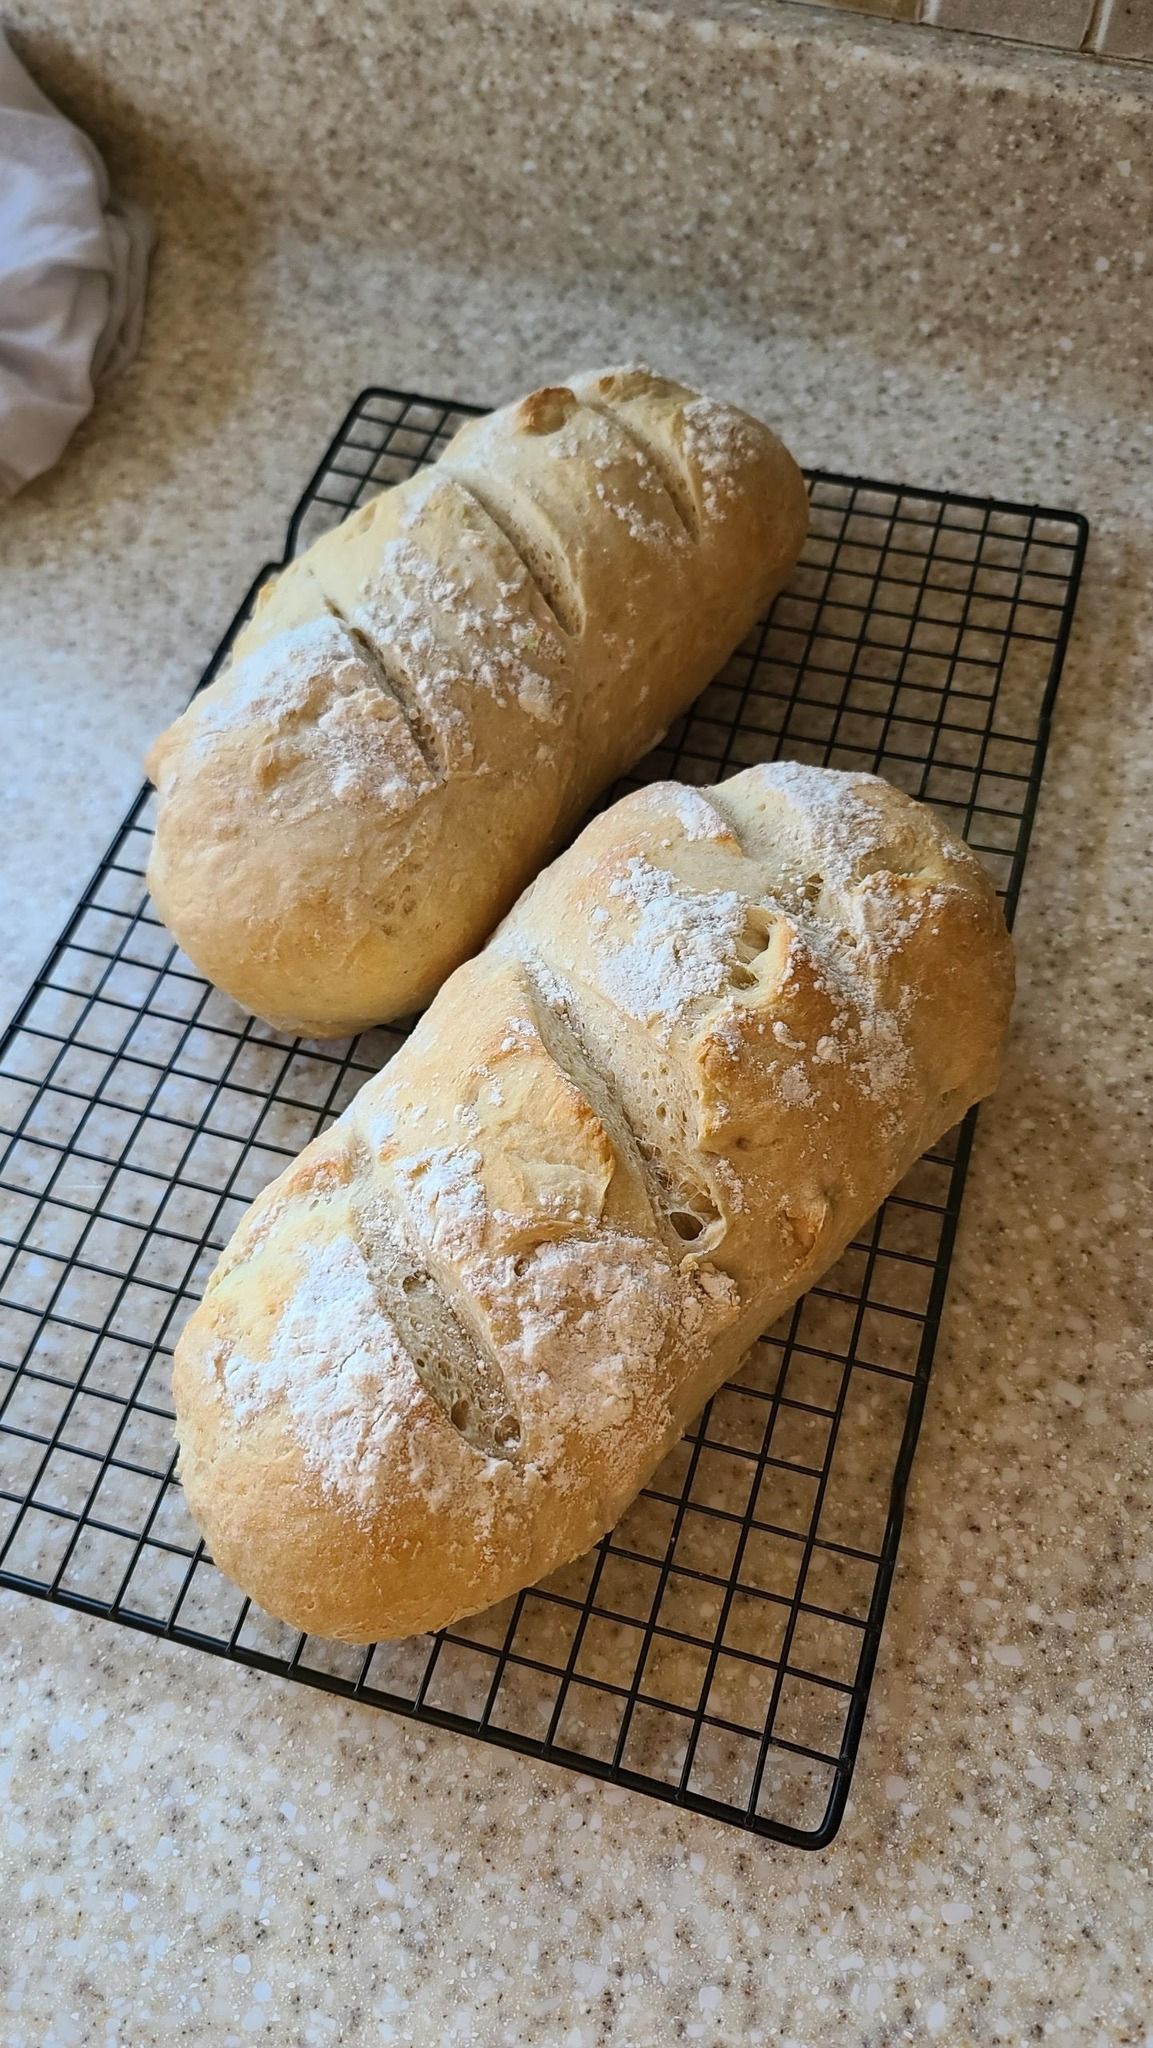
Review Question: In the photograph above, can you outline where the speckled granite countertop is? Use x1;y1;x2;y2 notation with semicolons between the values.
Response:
2;6;1152;2041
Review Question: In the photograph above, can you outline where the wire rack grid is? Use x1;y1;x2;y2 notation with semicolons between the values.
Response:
0;387;1087;1847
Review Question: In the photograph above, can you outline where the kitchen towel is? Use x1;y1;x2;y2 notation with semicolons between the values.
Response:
0;31;152;497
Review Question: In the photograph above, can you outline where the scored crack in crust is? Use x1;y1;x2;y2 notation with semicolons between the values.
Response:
144;367;809;1037
172;761;1014;1643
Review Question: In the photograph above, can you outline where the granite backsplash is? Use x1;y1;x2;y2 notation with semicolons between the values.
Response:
6;0;1152;416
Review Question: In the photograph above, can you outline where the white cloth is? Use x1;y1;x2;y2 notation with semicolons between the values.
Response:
0;32;152;496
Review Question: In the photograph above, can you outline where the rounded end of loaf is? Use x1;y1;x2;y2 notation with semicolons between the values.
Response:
143;603;447;1034
166;1132;525;1643
144;790;432;1041
565;362;810;620
174;1360;514;1647
170;1109;704;1643
711;759;1016;1107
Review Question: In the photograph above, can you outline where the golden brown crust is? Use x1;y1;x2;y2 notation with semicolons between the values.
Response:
173;763;1014;1642
145;368;809;1036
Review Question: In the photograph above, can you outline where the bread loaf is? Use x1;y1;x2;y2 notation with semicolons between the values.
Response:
172;762;1014;1643
145;369;808;1037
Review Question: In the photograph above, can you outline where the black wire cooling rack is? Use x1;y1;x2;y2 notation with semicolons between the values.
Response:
0;387;1087;1847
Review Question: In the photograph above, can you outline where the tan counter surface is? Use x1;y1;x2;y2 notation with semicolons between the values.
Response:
1;25;1151;2038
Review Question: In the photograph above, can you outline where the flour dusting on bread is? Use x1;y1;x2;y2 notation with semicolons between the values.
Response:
680;397;774;515
167;616;437;816
216;1231;421;1512
598;857;753;1037
392;1144;488;1262
360;534;566;726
